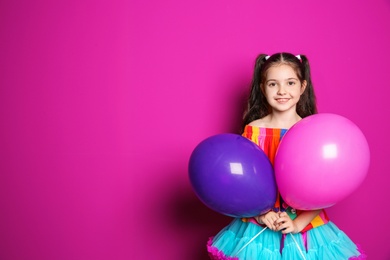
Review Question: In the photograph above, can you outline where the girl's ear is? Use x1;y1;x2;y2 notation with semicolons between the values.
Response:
300;80;307;94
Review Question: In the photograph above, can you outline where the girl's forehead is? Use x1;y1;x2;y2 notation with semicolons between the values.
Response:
266;64;298;78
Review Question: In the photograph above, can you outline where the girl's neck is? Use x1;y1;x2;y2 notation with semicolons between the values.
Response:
265;111;301;129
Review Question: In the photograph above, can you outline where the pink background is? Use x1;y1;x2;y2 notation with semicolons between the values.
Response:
1;0;389;259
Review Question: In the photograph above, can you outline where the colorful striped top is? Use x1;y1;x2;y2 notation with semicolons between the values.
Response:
242;125;329;232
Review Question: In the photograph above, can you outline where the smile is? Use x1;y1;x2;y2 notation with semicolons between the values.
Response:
276;98;290;103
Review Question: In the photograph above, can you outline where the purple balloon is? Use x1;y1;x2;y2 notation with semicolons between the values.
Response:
188;134;276;218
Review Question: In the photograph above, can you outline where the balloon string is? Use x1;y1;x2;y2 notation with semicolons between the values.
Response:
233;226;267;257
290;233;307;260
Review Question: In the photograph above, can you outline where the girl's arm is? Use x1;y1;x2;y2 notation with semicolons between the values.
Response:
275;210;321;234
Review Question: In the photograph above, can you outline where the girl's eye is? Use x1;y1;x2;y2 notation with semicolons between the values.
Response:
268;82;276;87
288;81;296;86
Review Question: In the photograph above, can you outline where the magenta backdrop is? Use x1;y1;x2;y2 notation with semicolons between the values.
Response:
1;0;389;259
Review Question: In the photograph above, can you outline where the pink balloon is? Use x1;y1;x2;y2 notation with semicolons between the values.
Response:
274;113;370;210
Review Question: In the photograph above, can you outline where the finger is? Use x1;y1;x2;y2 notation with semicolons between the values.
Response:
275;216;287;225
276;222;287;231
269;220;278;231
278;212;287;217
281;226;293;234
265;222;274;231
278;220;293;231
266;219;277;231
264;217;274;224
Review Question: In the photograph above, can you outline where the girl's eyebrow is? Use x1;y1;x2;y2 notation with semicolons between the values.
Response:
266;77;298;83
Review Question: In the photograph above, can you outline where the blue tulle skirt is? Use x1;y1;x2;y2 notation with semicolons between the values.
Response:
207;219;366;260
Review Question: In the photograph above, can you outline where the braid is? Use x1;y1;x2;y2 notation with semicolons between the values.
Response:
297;55;317;117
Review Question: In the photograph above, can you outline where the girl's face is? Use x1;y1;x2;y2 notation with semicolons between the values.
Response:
263;64;306;114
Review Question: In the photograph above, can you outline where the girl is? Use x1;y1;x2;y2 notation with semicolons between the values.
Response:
207;53;366;259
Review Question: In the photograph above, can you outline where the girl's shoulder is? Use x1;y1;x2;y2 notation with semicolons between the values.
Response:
248;117;272;128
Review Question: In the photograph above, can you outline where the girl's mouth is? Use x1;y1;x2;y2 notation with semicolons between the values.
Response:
276;98;289;103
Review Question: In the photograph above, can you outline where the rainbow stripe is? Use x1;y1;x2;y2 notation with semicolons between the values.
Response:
242;125;329;231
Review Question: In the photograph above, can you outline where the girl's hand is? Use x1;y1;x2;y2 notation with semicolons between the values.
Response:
275;212;299;234
254;211;280;231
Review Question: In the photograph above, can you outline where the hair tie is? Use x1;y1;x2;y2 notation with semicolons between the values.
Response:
295;55;302;62
265;55;270;60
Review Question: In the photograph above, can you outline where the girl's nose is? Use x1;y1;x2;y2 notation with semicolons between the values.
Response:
277;86;286;95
